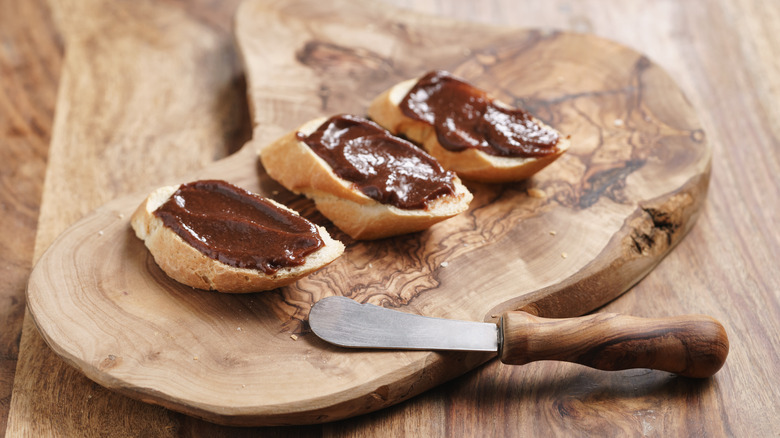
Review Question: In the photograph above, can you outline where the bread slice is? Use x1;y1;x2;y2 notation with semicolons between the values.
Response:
368;75;570;183
259;116;473;240
131;183;344;293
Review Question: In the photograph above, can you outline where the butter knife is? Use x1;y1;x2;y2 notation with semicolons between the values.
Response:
309;296;729;378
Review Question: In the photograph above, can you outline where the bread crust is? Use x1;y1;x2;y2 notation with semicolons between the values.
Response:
368;77;570;183
131;184;344;293
259;117;473;240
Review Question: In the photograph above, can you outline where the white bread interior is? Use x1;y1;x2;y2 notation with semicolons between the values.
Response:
258;117;473;240
367;77;570;183
131;184;344;293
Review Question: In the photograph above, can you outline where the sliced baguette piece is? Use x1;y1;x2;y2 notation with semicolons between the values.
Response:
368;75;570;183
131;182;344;293
259;116;473;240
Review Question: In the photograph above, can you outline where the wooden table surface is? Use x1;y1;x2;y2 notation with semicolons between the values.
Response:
2;0;778;436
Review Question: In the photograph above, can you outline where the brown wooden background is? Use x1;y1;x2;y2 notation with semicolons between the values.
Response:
2;0;778;436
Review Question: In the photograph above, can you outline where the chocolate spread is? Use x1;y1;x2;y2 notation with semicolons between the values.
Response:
399;70;561;157
296;114;456;210
153;180;324;274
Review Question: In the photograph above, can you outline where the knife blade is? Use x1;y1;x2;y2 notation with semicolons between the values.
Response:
309;296;729;378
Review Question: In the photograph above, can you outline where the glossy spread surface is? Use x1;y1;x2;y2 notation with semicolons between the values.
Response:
400;70;561;157
154;180;324;274
296;114;456;210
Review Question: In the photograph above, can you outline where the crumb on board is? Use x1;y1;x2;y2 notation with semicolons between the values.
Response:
236;327;242;331
561;252;568;259
440;261;449;268
98;230;104;236
193;356;199;360
117;213;125;219
527;188;546;198
549;230;557;236
613;118;624;127
290;334;298;341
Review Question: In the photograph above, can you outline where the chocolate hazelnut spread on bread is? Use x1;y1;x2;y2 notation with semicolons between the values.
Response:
400;70;561;157
296;114;457;210
153;180;324;274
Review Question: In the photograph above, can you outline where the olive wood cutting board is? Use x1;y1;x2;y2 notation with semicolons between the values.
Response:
25;0;710;426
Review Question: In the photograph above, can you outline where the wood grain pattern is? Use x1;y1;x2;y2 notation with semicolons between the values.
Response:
22;0;711;426
0;0;62;433
5;0;780;436
8;0;253;435
499;311;728;378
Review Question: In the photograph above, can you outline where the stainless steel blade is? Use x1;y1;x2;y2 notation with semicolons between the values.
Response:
309;296;498;352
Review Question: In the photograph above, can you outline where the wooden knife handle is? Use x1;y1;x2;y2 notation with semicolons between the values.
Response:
498;311;729;378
